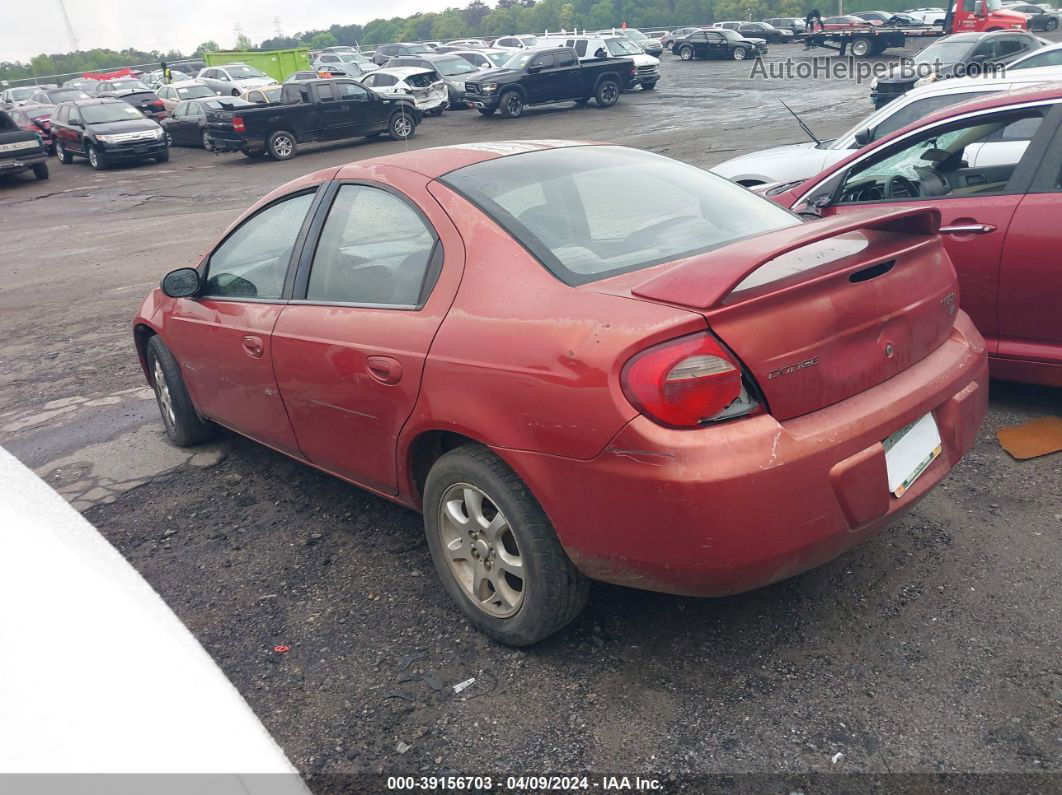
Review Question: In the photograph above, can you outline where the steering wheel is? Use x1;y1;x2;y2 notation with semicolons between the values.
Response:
913;165;950;197
884;174;920;199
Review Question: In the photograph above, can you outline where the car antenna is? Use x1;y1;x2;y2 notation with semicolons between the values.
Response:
778;98;821;146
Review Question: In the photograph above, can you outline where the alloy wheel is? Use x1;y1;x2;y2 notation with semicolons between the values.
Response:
88;147;98;168
273;135;293;157
153;359;175;428
505;94;522;116
393;116;413;138
437;482;525;618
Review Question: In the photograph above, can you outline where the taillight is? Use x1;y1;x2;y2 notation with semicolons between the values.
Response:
621;332;759;428
232;116;245;133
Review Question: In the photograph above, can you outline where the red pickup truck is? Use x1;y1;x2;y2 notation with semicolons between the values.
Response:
945;0;1030;32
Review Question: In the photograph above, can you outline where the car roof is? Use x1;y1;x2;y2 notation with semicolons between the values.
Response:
169;79;209;88
374;66;436;77
67;97;126;106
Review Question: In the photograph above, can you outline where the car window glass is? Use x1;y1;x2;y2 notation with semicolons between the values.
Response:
204;192;315;300
318;84;336;102
873;91;997;139
557;51;576;67
575;40;588;56
971;40;998;59
997;39;1026;56
837;109;1044;204
336;82;369;100
1013;49;1062;68
534;53;555;68
307;185;436;306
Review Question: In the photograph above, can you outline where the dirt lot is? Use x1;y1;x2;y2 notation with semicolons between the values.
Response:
1;43;1060;792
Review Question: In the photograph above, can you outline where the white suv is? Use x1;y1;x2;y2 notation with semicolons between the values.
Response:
196;64;277;96
536;33;660;89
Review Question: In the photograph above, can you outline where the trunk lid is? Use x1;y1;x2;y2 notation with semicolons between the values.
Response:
626;207;958;421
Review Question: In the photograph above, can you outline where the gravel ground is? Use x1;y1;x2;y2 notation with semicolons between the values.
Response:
1;40;1060;793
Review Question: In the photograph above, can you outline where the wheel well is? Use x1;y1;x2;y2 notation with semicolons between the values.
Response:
408;431;481;501
133;323;156;377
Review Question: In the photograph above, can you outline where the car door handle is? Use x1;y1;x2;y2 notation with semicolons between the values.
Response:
241;335;265;358
366;356;402;385
939;223;996;234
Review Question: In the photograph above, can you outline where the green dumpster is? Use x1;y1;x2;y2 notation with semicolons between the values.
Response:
204;48;311;84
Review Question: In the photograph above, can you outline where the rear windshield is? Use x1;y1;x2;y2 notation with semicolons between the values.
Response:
406;72;438;87
440;146;800;285
176;85;215;98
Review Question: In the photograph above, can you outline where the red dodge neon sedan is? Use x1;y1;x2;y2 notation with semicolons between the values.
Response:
134;142;988;645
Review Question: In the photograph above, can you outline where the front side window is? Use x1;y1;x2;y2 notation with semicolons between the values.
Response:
317;84;336;102
307;185;437;306
441;146;800;285
336;82;369;100
557;51;576;67
871;91;997;140
534;53;556;69
835;108;1045;204
204;192;315;299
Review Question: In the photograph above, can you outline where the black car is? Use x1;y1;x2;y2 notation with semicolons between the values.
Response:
94;79;169;121
27;87;92;106
371;42;437;66
718;21;793;43
662;26;707;49
0;109;49;181
871;30;1041;107
672;29;767;61
52;98;168;170
162;98;252;147
1005;3;1061;30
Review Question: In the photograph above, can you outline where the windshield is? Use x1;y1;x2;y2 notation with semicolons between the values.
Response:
519;36;538;46
441;146;800;285
606;38;643;56
914;39;975;66
176;85;214;98
50;89;90;101
82;103;147;123
10;87;35;99
109;80;149;91
341;53;372;64
433;56;478;76
486;51;511;66
406;44;434;54
227;66;266;79
625;29;648;40
720;28;742;39
502;51;536;69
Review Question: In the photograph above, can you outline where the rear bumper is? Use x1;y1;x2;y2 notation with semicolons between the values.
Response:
501;311;988;597
205;134;264;153
0;151;47;171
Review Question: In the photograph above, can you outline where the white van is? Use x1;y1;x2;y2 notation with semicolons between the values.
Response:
537;32;660;89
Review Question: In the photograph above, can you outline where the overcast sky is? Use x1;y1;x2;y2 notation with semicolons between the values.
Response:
4;0;463;63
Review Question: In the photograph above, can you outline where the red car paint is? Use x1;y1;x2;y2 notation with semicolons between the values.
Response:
770;84;1062;388
946;0;1029;32
133;142;988;598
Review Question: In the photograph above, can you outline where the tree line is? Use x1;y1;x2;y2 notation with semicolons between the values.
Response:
2;0;929;82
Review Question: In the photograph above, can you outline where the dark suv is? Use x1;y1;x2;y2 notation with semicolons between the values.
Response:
52;98;168;170
371;42;437;65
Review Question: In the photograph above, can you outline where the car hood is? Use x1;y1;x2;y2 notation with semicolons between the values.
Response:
738;36;766;45
87;119;160;135
711;141;839;182
467;67;519;81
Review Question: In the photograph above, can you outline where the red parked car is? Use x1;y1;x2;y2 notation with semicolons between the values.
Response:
8;104;54;154
133;142;987;645
769;83;1062;388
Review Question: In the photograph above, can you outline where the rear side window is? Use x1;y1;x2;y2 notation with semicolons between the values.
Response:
441;146;799;285
557;51;576;67
574;40;588;56
317;84;336;102
306;185;438;306
205;192;315;299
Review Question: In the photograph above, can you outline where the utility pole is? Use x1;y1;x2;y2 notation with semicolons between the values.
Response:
57;0;79;51
273;17;284;39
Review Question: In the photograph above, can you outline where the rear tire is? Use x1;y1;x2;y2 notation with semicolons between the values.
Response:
146;336;216;448
499;90;524;118
678;45;694;60
850;37;873;57
32;162;49;180
388;111;416;140
594;78;619;108
266;130;297;160
1048;17;1058;29
423;444;589;646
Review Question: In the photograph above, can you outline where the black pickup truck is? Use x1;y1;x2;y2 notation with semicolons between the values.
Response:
0;109;49;181
205;78;421;161
464;47;635;118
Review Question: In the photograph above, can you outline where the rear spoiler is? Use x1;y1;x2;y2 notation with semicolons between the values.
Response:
631;206;941;310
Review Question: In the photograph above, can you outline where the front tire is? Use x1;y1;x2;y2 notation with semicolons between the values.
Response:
388;111;416;140
266;130;297;160
477;107;497;116
146;336;216;447
850;37;873;57
423;445;589;646
1048;17;1058;29
32;162;49;180
499;90;524;118
155;149;170;163
641;81;657;90
86;144;107;170
732;46;748;60
678;45;694;60
56;142;74;164
595;78;619;108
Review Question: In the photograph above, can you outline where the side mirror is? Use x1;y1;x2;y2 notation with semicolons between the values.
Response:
970;54;988;63
527;64;543;73
853;128;872;146
974;0;985;14
161;267;201;298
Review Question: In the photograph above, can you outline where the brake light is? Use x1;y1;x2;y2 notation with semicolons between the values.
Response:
232;116;246;133
621;332;759;428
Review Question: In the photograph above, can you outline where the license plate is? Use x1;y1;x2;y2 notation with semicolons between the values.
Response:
133;145;148;153
883;412;942;498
